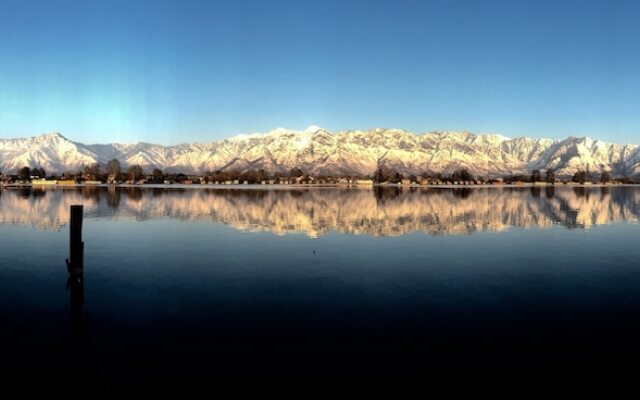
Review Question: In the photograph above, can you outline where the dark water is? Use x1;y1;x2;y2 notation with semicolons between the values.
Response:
2;186;640;392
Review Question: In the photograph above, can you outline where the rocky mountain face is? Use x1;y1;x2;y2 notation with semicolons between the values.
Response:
1;126;639;177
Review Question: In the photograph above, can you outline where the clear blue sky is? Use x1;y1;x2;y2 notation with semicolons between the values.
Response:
1;0;639;145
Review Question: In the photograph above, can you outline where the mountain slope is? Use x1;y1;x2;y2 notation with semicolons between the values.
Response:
1;127;639;177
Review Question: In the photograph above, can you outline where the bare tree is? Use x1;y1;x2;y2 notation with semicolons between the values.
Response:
127;165;144;182
545;168;555;183
573;170;589;184
451;168;474;182
152;168;164;182
373;165;400;184
84;163;100;180
106;159;121;181
530;169;542;182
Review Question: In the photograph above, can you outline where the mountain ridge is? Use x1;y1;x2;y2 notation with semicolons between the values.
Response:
1;127;639;177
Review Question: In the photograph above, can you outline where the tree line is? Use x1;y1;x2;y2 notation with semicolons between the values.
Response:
373;166;628;184
2;160;635;185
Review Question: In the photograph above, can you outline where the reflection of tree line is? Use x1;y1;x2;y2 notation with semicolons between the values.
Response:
2;187;640;235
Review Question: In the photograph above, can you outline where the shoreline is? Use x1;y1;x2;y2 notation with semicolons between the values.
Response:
3;182;640;190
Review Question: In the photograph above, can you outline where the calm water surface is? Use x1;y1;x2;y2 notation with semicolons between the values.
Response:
2;186;640;391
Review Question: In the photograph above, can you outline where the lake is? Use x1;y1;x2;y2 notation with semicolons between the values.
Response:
2;186;640;392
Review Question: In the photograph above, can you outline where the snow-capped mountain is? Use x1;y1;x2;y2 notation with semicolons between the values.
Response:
1;126;639;177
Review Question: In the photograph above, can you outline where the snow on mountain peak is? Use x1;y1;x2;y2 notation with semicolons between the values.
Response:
39;132;66;139
304;125;323;133
1;128;639;177
483;133;511;142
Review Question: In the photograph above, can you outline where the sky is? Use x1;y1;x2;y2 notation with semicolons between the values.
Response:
1;0;640;145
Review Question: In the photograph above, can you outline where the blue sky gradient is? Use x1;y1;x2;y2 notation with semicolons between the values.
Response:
1;0;639;144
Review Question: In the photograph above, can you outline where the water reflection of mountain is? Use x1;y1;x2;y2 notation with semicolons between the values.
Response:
1;187;639;237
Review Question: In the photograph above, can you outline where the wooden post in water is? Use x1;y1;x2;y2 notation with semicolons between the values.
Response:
69;205;84;273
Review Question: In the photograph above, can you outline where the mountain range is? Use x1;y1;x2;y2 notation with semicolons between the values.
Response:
1;126;639;177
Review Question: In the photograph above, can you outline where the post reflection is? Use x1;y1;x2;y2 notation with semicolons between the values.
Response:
66;205;85;342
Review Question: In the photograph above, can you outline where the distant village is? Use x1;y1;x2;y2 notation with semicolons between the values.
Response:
1;158;638;187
